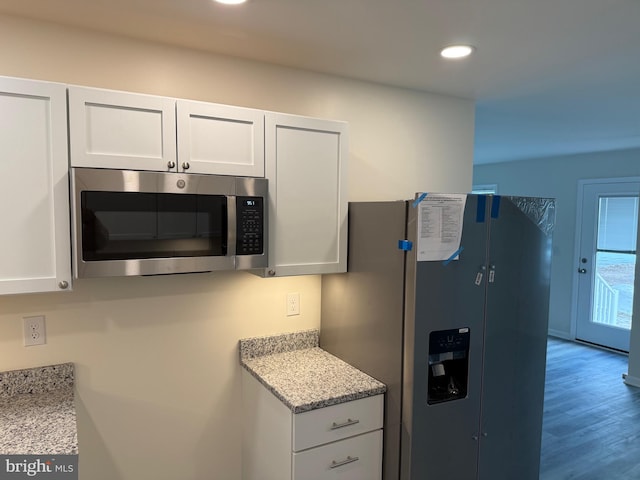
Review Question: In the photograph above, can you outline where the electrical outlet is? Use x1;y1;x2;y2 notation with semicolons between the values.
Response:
23;315;46;346
286;293;300;316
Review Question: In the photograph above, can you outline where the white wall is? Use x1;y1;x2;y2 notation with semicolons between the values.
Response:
473;148;639;341
0;14;474;480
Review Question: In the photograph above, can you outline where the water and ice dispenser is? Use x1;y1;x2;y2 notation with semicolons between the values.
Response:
427;328;470;404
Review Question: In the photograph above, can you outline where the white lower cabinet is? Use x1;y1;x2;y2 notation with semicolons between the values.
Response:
242;371;383;480
0;76;72;295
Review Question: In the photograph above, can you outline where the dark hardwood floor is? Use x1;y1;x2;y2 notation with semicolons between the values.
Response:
540;337;640;479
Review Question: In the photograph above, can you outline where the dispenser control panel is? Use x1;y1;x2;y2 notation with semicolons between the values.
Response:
430;328;470;356
427;328;470;405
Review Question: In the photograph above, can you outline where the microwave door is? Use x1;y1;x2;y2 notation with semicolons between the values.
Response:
72;173;236;277
75;190;235;277
70;168;267;278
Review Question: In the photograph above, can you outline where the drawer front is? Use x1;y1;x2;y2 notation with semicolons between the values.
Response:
293;395;383;452
293;430;382;480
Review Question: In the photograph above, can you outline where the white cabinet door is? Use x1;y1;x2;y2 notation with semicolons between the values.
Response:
264;113;348;277
68;86;177;171
177;100;264;176
0;76;72;295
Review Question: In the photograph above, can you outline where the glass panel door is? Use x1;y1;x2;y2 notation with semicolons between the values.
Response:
594;197;637;329
575;181;639;352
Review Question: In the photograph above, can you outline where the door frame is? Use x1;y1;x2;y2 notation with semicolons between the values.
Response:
570;176;640;347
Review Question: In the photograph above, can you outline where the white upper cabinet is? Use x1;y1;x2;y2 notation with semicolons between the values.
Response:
69;86;265;176
68;86;177;171
177;100;264;177
263;113;348;277
0;76;72;295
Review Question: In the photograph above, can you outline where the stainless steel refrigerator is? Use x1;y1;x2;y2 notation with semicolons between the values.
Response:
320;194;555;480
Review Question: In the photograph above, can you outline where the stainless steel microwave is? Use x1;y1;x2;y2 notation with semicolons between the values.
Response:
71;167;268;278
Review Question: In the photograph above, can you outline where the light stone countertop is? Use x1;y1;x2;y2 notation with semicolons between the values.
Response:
239;329;386;414
0;363;78;455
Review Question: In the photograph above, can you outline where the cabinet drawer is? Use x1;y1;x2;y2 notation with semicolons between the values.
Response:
293;395;383;452
293;430;382;480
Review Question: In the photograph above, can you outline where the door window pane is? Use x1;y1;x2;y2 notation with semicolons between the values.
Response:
597;197;638;251
592;196;637;328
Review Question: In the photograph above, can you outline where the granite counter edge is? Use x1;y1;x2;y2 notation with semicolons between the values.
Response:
241;361;386;414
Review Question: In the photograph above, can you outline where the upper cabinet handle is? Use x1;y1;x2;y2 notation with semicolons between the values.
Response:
167;160;176;169
182;161;190;170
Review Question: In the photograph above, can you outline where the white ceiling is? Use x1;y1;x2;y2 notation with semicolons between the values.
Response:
1;0;640;165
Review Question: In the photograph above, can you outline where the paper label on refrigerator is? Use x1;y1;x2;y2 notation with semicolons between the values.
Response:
416;193;467;261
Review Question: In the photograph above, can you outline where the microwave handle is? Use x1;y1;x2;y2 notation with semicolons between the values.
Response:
227;196;237;256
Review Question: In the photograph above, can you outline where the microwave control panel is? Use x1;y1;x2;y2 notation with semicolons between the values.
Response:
236;196;264;256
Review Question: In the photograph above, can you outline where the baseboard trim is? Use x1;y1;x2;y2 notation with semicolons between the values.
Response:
575;338;628;355
548;329;571;340
623;374;640;388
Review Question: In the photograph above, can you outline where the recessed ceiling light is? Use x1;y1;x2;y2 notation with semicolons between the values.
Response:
440;45;475;59
214;0;247;5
